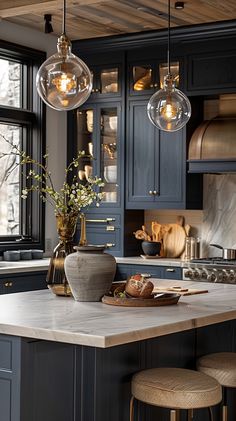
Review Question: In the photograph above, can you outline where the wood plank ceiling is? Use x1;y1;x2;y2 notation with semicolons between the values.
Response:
0;0;236;40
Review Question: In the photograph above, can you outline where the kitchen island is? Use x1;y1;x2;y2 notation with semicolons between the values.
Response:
1;279;236;421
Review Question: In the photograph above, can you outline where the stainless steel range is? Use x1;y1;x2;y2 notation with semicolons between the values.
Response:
183;258;236;284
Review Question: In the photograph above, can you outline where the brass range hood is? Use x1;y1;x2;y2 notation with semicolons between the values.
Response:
188;94;236;173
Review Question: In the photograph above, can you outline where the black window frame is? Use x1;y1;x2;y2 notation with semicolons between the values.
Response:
0;40;46;252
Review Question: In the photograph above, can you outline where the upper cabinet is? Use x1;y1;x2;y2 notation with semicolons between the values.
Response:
89;65;122;99
73;102;122;208
128;60;182;96
126;99;196;209
187;49;236;95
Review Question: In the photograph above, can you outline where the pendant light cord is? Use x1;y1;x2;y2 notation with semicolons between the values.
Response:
63;0;66;35
167;0;171;75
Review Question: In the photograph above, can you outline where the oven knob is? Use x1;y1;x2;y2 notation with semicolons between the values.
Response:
194;270;200;279
201;270;208;280
222;270;229;283
229;270;236;283
185;270;194;279
207;271;217;282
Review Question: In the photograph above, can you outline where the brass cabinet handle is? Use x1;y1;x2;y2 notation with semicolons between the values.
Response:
86;218;115;223
106;243;115;247
166;268;175;272
149;190;153;195
154;83;158;88
153;190;159;196
4;281;13;287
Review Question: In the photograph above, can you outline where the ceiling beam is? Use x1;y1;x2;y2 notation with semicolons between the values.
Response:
0;0;111;18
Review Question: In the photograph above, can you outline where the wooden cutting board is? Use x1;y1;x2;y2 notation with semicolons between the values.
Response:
163;222;186;258
153;286;208;296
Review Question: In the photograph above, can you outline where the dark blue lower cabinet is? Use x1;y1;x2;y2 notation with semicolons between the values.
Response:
115;264;182;281
0;271;47;294
0;336;21;421
1;321;236;421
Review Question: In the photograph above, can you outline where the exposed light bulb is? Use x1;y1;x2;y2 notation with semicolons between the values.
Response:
147;74;191;132
36;33;92;111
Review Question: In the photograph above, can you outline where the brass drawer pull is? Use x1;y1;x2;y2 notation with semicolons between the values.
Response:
106;226;115;231
166;268;175;272
106;243;115;247
86;218;115;223
4;281;13;287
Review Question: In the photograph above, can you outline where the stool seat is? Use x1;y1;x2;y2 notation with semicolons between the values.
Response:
197;352;236;388
132;367;222;410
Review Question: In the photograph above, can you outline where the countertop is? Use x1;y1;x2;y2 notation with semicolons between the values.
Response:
0;258;50;274
0;256;184;274
0;279;236;348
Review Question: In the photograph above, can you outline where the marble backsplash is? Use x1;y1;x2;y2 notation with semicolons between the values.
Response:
145;174;236;258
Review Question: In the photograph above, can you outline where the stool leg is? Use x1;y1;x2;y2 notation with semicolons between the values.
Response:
170;409;180;421
208;407;214;421
187;409;194;420
222;387;228;421
130;396;135;421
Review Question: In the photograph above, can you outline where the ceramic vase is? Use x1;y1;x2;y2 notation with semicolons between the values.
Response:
47;212;78;296
64;245;116;301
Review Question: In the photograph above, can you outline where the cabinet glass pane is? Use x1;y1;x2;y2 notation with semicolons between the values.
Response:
133;66;152;91
76;109;94;181
101;108;118;203
100;68;118;93
159;62;179;88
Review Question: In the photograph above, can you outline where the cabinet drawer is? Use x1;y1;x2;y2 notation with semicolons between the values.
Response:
163;267;182;280
85;213;121;228
0;272;47;294
0;339;12;371
85;226;121;254
188;51;236;93
115;264;163;281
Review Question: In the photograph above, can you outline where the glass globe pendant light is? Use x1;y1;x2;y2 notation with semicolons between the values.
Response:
147;0;191;131
36;0;92;111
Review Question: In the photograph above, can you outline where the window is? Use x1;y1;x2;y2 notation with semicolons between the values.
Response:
0;41;45;251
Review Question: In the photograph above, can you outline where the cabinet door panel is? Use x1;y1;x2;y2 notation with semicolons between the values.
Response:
188;51;236;92
0;378;11;421
157;130;184;203
127;100;155;204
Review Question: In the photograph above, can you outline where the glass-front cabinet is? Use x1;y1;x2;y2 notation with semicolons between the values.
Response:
129;60;180;95
75;103;121;208
89;65;121;98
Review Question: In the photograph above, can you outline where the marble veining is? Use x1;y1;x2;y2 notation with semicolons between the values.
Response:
145;174;236;258
0;280;236;348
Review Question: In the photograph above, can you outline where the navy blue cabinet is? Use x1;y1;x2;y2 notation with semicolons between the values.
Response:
115;263;182;281
0;271;47;294
126;99;186;209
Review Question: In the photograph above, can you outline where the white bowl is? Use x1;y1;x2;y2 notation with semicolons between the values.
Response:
109;116;117;131
104;165;117;183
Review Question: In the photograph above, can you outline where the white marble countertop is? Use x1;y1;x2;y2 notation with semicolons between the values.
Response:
0;256;184;275
0;258;50;274
116;257;184;267
0;279;236;348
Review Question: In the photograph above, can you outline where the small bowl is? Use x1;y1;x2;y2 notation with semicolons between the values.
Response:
141;241;161;256
31;249;44;259
104;165;117;183
20;250;32;260
3;250;21;261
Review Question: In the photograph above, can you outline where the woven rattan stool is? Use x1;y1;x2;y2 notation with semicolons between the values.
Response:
197;352;236;421
130;367;222;421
